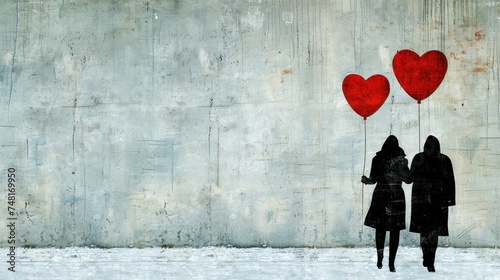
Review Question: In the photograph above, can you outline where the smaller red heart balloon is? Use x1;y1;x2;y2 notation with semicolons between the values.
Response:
392;49;447;103
342;74;390;120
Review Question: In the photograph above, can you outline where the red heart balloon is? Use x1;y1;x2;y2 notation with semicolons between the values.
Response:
392;49;447;103
342;74;390;120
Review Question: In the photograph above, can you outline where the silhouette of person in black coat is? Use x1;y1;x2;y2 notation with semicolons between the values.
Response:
407;135;455;272
361;135;410;272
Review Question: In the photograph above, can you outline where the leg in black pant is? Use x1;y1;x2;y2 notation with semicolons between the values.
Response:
420;230;438;272
388;230;400;272
375;229;386;269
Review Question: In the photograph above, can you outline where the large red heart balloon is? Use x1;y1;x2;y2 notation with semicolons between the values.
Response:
392;49;447;103
342;74;390;120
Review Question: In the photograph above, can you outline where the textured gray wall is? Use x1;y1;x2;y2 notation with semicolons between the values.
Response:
0;0;498;248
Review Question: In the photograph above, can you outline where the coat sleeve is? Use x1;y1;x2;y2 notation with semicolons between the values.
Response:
368;156;381;183
406;153;424;184
399;157;410;184
440;155;456;206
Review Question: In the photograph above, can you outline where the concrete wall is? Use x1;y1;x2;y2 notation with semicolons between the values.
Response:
0;0;498;248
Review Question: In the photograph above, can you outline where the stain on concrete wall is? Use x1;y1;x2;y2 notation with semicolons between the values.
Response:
0;0;498;248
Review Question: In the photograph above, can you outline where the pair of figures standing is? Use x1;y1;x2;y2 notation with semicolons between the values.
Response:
361;135;456;273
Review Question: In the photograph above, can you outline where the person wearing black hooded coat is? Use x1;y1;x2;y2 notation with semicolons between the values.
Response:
361;135;410;272
407;135;455;272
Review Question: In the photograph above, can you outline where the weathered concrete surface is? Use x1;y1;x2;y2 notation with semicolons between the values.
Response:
0;0;498;248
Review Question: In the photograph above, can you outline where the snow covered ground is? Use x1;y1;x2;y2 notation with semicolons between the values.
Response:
1;246;499;279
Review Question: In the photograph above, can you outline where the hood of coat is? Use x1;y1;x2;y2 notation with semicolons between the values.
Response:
378;135;405;158
424;135;441;157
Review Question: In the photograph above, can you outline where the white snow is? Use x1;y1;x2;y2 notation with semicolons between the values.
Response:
1;247;499;279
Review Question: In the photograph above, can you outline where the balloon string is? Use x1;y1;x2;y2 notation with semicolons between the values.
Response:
418;103;421;151
362;118;366;231
363;119;367;175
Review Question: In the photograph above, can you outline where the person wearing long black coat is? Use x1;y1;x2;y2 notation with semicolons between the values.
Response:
361;135;409;272
407;135;455;272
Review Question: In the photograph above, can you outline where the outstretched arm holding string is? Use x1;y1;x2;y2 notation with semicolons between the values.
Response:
361;155;379;185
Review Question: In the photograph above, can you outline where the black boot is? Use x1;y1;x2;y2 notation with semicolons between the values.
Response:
388;257;396;272
421;231;437;272
426;252;436;272
375;229;386;270
377;249;383;269
388;230;399;272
